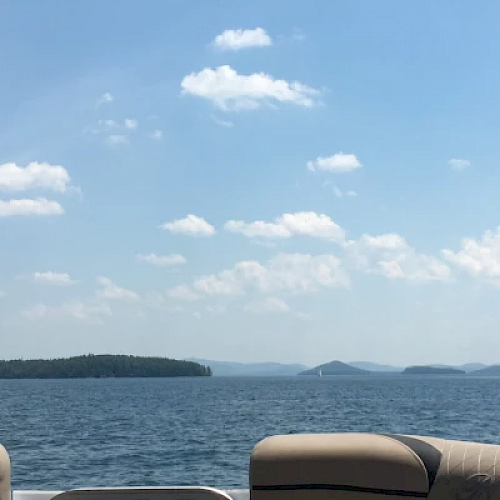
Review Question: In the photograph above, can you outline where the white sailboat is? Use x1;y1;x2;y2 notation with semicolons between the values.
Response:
318;368;322;377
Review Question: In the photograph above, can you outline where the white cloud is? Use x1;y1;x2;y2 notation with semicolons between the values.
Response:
307;153;362;173
0;198;64;217
96;92;114;107
22;301;112;323
346;233;450;283
193;252;349;296
225;219;290;239
124;119;138;130
346;190;357;197
0;162;72;193
96;277;139;301
151;130;163;140
102;119;117;127
213;28;273;50
448;158;470;171
136;253;187;267
166;285;201;301
181;65;321;111
244;296;290;314
333;186;343;198
211;114;234;128
33;271;76;286
225;211;345;243
442;227;500;280
160;214;216;237
107;135;128;145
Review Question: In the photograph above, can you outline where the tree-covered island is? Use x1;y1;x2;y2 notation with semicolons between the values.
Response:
0;354;212;379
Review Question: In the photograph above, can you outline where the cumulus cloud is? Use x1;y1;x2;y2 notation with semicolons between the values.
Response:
166;285;201;301
33;271;76;286
442;227;500;280
244;296;290;314
225;211;345;243
448;158;470;171
0;162;72;193
0;198;64;217
23;301;112;323
307;153;362;173
124;119;138;130
213;28;272;50
136;253;187;267
160;214;216;237
107;135;128;145
193;252;349;296
96;277;139;301
346;233;450;283
181;65;320;111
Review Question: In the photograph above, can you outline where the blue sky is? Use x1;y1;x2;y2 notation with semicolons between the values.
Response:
2;0;500;366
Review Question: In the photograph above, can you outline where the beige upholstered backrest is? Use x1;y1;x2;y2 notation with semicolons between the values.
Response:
52;488;234;500
250;433;500;500
0;444;10;500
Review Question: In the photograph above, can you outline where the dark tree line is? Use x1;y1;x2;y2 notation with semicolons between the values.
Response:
0;354;212;379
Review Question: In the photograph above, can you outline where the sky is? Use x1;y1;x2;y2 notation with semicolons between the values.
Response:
2;0;500;366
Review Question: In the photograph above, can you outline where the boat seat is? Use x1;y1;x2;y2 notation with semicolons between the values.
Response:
0;444;10;500
52;487;234;500
250;433;500;500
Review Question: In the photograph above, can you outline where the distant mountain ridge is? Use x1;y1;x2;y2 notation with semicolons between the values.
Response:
186;358;309;376
186;358;499;377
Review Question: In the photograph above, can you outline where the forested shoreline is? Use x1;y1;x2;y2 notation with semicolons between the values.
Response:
0;354;212;378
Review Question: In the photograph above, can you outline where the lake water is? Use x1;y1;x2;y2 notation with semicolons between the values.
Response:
1;376;500;490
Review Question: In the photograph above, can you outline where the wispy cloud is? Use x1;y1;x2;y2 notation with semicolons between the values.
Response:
124;119;138;130
96;277;139;301
211;114;234;128
96;92;114;108
448;158;470;171
213;28;273;51
151;130;163;140
106;134;128;146
192;253;349;296
33;271;77;286
181;65;321;111
23;301;112;324
136;253;187;267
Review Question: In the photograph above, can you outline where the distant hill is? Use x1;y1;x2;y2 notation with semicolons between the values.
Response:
0;355;212;379
186;358;308;376
429;363;488;373
469;365;500;376
348;361;403;372
402;365;465;375
300;360;369;376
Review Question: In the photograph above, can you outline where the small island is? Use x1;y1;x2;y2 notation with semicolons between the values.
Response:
0;354;212;379
402;365;465;375
299;360;370;376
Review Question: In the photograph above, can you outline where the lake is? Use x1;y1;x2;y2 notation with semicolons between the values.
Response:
1;376;500;490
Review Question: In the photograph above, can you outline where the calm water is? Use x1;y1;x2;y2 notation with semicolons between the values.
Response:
1;376;500;490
